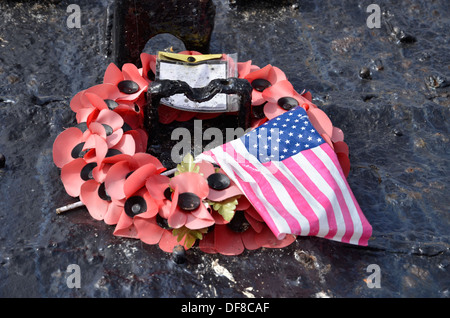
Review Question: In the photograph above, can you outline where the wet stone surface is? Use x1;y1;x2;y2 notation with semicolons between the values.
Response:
0;0;449;297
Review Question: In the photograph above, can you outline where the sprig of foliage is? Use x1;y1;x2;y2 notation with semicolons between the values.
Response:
207;196;240;222
172;226;208;249
175;154;199;176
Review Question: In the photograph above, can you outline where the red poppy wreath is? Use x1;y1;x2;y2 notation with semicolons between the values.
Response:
53;50;372;256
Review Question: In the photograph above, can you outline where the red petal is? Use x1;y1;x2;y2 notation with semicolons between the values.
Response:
96;109;124;131
80;180;108;220
255;226;296;248
332;126;345;143
122;63;148;89
198;231;217;254
214;225;244;255
145;174;170;200
113;212;137;238
207;185;242;202
333;141;349;156
241;228;262;250
70;90;85;113
86;83;121;100
169;172;209;198
196;160;216;178
175;110;196;122
245;64;272;83
159;230;186;253
134;217;164;245
60;158;86;197
106;129;124;148
185;204;214;230
307;107;334;138
337;152;351;178
263;101;286;120
158;105;179;124
103;202;123;225
53;127;83;168
104;161;134;201
112;133;136;156
103;63;123;85
86;122;107;141
84;92;108;111
123;163;158;198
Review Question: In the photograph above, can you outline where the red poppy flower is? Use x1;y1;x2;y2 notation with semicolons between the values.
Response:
133;214;187;252
113;187;160;239
244;64;287;105
167;172;214;230
53;107;141;168
104;153;165;202
103;63;148;102
70;84;121;123
196;160;243;202
111;160;170;239
78;154;131;225
132;197;192;252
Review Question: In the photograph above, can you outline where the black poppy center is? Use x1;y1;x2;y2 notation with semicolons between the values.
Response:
102;124;113;136
227;210;250;233
207;173;231;190
80;162;98;181
117;80;139;94
105;148;122;158
251;78;271;92
164;187;173;201
156;214;171;229
75;122;88;133
104;99;118;110
277;97;299;110
124;196;147;217
71;142;89;159
178;192;201;211
98;182;111;201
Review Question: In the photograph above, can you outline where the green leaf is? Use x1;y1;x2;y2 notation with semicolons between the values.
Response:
207;196;240;222
175;154;200;176
172;226;208;249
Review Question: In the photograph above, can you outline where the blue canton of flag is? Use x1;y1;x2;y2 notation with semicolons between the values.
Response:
242;107;325;163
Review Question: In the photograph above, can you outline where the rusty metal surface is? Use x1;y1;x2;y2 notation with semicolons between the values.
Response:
0;0;448;298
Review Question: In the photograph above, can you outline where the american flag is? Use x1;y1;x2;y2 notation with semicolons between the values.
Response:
197;107;372;246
